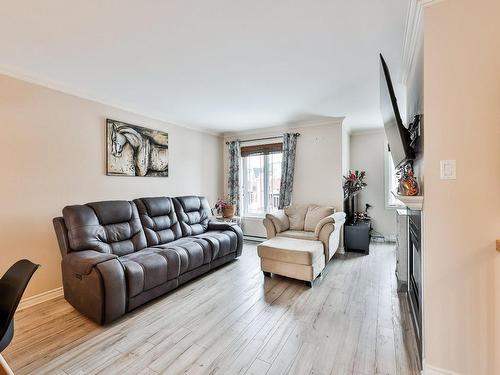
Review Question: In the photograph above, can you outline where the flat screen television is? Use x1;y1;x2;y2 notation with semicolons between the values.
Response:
380;54;415;167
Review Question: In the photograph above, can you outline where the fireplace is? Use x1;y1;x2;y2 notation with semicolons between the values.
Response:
408;209;422;360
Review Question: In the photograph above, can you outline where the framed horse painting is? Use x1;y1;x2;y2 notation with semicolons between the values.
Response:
106;119;169;177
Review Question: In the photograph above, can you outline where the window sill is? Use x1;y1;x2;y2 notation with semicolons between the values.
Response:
242;215;266;220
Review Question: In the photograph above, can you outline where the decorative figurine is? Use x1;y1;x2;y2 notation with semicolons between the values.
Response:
396;164;419;196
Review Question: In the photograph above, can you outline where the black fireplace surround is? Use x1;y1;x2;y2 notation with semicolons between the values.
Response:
408;209;422;360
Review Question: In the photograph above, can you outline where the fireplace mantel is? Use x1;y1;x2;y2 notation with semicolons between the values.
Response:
392;192;424;210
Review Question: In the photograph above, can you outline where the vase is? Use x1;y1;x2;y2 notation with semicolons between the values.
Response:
222;205;235;218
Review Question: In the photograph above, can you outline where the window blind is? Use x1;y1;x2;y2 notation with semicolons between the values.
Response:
240;142;282;157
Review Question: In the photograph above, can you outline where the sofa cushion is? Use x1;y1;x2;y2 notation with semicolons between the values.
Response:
119;248;181;297
63;201;147;256
192;230;238;259
174;196;212;236
277;230;318;241
135;197;182;246
154;238;212;274
284;205;308;230
304;205;335;232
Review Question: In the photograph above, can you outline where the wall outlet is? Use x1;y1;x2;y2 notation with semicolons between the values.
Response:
440;160;456;180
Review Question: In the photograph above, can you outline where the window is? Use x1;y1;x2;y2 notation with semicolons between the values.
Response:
241;144;282;217
385;144;403;208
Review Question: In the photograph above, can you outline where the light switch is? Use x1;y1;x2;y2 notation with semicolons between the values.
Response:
440;160;456;180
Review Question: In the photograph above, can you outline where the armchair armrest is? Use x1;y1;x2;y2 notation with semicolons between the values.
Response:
63;250;117;276
314;212;347;237
265;211;290;234
263;218;276;239
315;212;347;261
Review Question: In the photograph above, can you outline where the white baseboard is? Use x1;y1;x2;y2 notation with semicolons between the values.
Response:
18;287;63;311
423;363;461;375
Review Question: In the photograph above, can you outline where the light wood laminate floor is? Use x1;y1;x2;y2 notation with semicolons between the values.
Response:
4;242;420;375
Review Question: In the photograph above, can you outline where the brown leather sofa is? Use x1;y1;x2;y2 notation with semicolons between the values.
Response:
53;196;243;324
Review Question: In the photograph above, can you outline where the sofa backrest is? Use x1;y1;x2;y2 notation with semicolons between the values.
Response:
173;196;211;236
62;201;147;256
134;197;182;246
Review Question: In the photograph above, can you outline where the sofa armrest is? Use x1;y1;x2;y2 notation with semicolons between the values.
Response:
208;221;236;230
63;250;118;276
62;250;125;324
207;221;244;257
265;211;290;234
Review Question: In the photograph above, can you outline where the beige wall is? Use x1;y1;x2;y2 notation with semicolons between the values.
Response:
0;74;223;298
350;130;396;239
424;0;500;373
223;120;344;237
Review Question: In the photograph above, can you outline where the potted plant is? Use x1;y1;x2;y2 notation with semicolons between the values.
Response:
215;196;237;218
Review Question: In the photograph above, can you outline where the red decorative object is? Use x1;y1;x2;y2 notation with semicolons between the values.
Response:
396;164;419;196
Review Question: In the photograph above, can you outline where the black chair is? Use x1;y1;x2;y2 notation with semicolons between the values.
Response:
0;260;40;374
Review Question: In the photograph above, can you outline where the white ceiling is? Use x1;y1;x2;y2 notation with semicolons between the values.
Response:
0;0;408;133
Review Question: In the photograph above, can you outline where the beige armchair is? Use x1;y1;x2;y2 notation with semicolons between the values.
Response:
263;204;346;261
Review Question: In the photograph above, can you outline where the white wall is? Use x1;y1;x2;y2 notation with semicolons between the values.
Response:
424;0;500;373
342;125;351;175
0;74;223;298
223;119;345;237
350;130;396;239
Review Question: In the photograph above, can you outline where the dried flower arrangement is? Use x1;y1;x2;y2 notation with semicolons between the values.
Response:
343;170;367;198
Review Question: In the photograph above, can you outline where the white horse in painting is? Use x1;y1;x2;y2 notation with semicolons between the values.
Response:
110;124;169;176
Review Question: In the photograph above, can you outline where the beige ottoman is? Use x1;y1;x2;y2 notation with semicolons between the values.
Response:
257;237;325;287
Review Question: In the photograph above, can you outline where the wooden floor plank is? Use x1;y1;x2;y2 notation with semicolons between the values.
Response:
3;241;420;375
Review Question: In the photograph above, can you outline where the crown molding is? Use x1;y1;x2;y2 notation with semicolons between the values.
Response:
401;0;447;84
0;64;223;137
222;116;345;138
401;0;424;85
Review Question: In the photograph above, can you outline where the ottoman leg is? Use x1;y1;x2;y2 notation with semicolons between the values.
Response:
263;271;271;277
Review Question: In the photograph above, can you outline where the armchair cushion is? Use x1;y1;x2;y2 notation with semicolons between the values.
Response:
63;250;118;275
265;211;290;233
277;230;317;241
304;205;335;232
284;205;308;230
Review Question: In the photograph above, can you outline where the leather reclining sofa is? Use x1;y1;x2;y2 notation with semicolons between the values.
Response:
53;196;243;324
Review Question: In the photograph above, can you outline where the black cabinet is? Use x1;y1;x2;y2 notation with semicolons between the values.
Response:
344;220;371;254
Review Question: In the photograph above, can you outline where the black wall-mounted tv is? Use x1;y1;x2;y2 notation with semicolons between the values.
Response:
379;54;415;167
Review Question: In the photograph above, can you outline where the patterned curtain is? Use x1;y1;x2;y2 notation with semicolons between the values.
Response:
278;133;299;209
227;140;241;215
